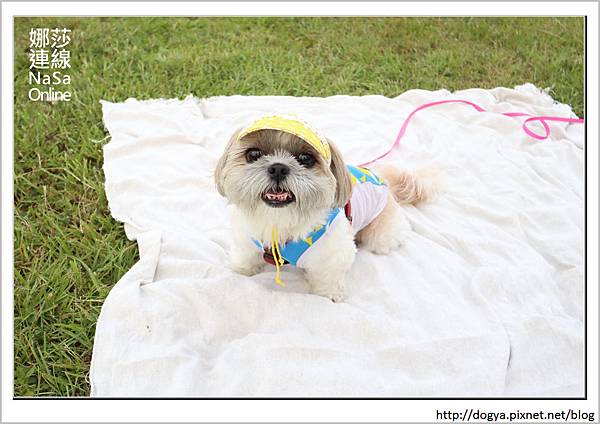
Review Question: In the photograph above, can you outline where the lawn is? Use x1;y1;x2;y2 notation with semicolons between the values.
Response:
13;16;584;396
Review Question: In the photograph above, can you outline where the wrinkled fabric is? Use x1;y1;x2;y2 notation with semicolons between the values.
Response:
91;84;584;397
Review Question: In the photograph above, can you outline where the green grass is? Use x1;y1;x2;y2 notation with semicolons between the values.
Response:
13;17;584;396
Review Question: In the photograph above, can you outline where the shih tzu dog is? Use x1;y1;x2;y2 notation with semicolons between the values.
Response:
214;115;439;302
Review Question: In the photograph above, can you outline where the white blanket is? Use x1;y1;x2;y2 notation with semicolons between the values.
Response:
91;85;584;397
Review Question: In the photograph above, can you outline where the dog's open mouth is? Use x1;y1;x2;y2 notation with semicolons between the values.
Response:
262;188;295;207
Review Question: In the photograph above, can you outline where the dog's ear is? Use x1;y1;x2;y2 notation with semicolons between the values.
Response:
328;139;353;208
214;129;241;197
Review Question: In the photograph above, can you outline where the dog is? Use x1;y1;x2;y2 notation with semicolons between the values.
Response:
214;115;439;302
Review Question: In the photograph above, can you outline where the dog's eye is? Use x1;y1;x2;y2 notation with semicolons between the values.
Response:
245;148;263;163
296;153;315;168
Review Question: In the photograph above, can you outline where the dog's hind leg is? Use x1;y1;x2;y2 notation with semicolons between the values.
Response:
355;192;411;254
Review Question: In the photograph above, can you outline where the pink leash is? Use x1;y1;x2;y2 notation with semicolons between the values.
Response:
359;99;584;167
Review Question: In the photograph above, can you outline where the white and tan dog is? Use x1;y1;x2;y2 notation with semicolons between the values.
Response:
215;116;439;302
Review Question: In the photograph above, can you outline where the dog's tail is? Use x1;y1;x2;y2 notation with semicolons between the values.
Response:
374;164;442;205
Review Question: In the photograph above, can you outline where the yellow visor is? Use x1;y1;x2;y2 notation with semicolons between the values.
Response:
237;115;331;163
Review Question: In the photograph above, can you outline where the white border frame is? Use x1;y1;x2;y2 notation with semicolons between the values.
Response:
2;2;598;422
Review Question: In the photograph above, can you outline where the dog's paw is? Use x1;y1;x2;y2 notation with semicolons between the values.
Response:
368;228;411;254
313;291;345;303
328;292;345;303
309;283;345;303
230;261;264;277
228;246;265;276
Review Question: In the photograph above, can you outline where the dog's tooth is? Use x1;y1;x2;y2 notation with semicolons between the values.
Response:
264;190;292;202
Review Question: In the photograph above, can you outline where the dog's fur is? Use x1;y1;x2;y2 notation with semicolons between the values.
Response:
215;128;440;301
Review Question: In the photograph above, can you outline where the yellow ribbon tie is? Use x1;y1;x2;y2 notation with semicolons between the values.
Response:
271;227;286;287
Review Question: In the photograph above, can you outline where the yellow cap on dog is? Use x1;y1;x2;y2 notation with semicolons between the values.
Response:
237;115;331;163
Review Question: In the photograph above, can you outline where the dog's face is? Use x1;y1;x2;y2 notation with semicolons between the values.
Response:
215;129;352;219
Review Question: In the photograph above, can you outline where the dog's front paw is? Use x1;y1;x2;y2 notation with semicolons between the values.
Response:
313;290;345;303
227;243;265;276
328;292;345;303
309;281;346;303
231;261;264;276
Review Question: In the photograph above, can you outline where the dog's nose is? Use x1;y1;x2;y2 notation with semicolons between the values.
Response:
267;163;290;182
